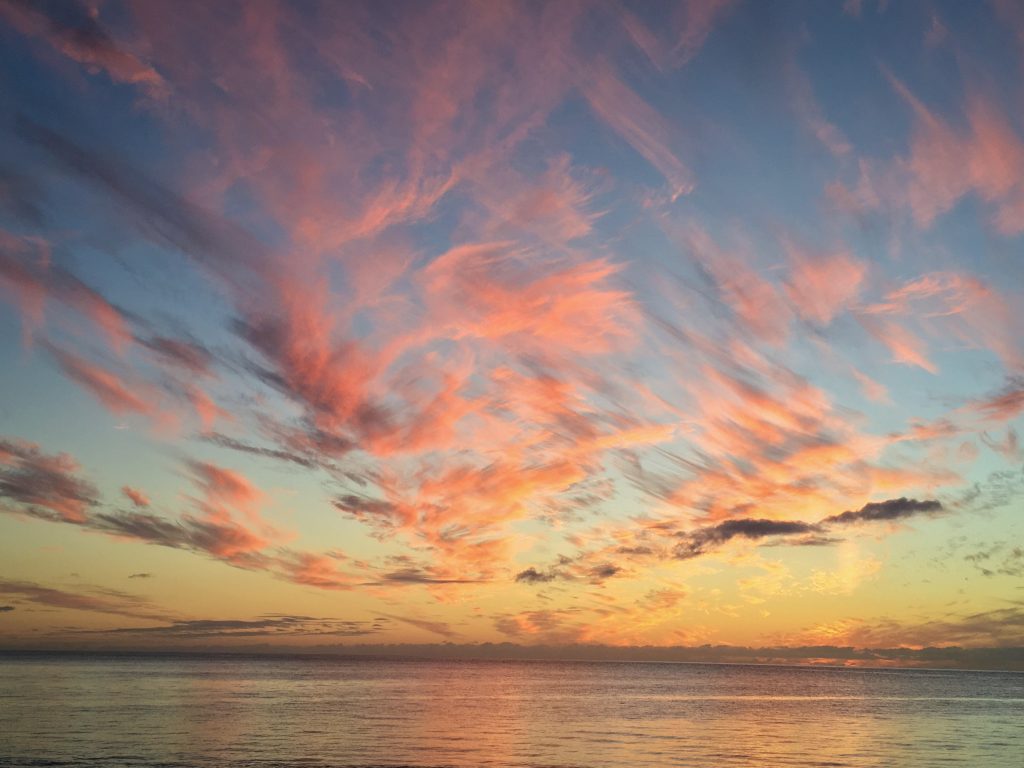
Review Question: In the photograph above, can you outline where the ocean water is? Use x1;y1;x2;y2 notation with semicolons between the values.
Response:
0;653;1022;768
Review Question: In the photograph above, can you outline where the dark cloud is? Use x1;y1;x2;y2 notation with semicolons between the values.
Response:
515;558;622;585
765;534;844;548
127;573;152;579
965;543;1024;578
515;567;557;584
669;497;946;560
0;579;171;621
0;164;45;224
90;510;269;570
271;642;1023;671
203;432;320;469
378;568;480;585
0;605;14;612
378;613;458;639
91;510;189;548
266;421;356;462
981;427;1021;460
334;494;400;521
0;0;167;99
0;244;128;340
674;518;821;559
233;317;399;451
830;605;1024;650
138;335;214;377
615;545;655;555
824;497;943;525
14;116;269;292
0;438;99;523
967;376;1024;423
589;563;621;581
93;615;381;639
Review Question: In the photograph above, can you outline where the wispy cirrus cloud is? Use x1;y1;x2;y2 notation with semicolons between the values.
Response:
1;0;1022;653
0;0;167;100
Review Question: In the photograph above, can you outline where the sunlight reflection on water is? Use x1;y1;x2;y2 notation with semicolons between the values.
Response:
1;654;1021;767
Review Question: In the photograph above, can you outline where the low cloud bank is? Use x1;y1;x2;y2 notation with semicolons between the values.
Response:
1;641;1021;671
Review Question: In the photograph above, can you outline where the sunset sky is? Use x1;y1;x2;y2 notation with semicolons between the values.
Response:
1;0;1022;658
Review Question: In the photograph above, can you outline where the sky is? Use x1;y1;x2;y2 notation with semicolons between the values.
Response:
0;0;1022;662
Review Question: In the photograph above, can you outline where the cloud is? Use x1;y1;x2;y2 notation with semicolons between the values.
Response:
3;0;1020;645
378;613;458;639
273;551;354;591
860;272;1023;373
588;563;622;581
0;605;14;612
127;573;152;579
0;165;45;224
91;615;381;639
799;606;1024;650
201;433;321;470
45;343;153;417
0;438;98;523
845;75;1024;236
965;543;1024;578
515;567;557;584
620;0;734;71
121;486;150;509
186;460;261;512
0;579;171;621
583;61;694;199
0;230;130;349
784;248;866;326
665;496;944;561
334;494;402;525
378;568;481;586
14;117;270;294
674;519;822;559
968;378;1024;423
0;436;368;591
0;0;167;100
493;608;587;643
823;497;943;525
138;335;214;378
862;319;937;373
773;535;844;548
981;428;1022;462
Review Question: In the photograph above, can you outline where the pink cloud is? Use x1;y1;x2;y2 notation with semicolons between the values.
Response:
785;248;867;326
621;0;734;71
584;61;694;200
121;486;151;509
853;75;1024;235
0;0;167;100
47;344;155;415
0;438;97;523
862;319;937;373
0;231;131;350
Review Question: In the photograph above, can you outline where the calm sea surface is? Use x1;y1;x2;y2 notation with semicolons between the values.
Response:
0;652;1022;768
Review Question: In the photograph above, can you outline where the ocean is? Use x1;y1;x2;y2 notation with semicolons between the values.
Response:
0;652;1021;767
